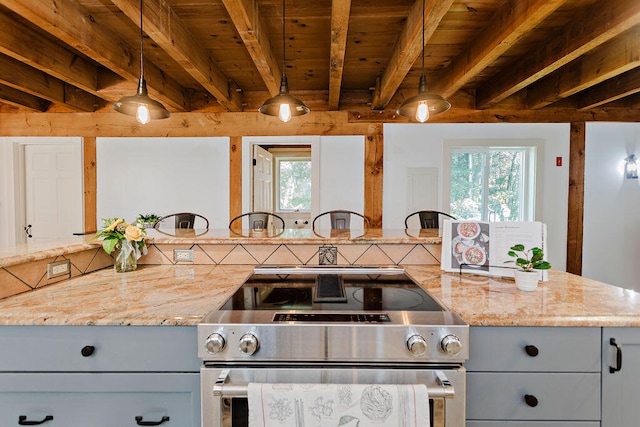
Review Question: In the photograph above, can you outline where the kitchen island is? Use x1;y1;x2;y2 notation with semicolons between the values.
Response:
0;236;638;427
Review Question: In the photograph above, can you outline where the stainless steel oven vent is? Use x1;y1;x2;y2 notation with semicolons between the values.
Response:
313;274;347;302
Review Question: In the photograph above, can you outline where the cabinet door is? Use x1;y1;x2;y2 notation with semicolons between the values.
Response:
602;327;640;427
0;373;200;427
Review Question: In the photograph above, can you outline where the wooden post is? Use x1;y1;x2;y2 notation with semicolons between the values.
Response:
566;122;585;275
364;126;384;227
83;137;97;233
229;136;243;230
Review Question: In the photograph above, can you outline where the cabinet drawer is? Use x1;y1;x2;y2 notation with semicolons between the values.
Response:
0;326;200;372
466;327;600;372
0;373;200;427
467;422;600;426
466;372;600;421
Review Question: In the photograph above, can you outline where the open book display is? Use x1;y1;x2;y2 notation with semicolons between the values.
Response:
441;221;549;281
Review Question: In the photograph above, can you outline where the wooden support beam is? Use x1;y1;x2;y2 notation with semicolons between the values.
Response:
83;137;97;233
577;66;640;110
0;83;49;112
529;27;640;109
0;0;190;111
229;136;243;230
0;53;96;112
222;0;281;97
566;122;585;275
112;0;242;112
476;0;640;108
429;0;564;99
364;127;384;227
328;0;351;110
371;0;454;110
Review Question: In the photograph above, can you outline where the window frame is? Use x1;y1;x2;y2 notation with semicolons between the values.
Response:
443;139;544;222
273;151;312;213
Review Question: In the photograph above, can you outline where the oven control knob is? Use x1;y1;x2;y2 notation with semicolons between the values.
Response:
238;333;259;355
407;334;428;356
441;334;463;355
205;333;226;354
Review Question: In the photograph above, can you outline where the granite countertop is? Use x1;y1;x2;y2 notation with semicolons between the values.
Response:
0;264;638;327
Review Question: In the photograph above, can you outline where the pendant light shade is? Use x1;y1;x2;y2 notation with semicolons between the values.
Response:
397;0;450;122
113;0;170;124
259;0;309;121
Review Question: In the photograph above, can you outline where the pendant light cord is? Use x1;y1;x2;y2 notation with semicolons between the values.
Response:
421;0;425;77
139;0;145;79
282;0;286;79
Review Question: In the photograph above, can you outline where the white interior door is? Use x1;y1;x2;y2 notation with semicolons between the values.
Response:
252;145;273;212
24;143;83;241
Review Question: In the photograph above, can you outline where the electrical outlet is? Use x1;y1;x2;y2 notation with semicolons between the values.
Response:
173;249;194;262
47;259;70;279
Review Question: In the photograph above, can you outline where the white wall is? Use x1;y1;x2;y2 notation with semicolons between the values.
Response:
584;123;640;291
0;140;14;248
97;137;230;229
383;123;570;271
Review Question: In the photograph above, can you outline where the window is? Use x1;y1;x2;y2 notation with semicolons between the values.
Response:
276;156;311;212
445;141;541;222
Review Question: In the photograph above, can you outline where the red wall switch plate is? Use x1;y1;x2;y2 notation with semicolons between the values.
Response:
556;156;562;166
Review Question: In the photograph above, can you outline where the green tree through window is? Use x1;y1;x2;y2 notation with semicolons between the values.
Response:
278;158;311;211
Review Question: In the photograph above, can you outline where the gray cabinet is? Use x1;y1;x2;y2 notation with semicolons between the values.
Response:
602;327;640;427
0;326;201;427
466;327;601;425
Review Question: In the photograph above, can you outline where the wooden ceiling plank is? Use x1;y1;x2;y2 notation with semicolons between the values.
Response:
429;0;566;99
0;0;190;111
328;0;351;110
112;0;242;112
371;0;455;110
0;83;49;112
528;26;640;109
475;0;640;108
0;53;96;112
577;66;640;109
0;11;101;98
221;0;281;97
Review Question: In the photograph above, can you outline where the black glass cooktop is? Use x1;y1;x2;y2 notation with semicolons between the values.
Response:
220;268;444;313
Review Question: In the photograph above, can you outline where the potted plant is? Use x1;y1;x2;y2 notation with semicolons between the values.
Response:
136;213;161;229
506;244;551;291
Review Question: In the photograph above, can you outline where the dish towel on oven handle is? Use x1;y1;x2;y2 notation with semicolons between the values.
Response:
248;383;430;427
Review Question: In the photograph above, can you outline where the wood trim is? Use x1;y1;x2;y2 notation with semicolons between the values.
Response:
566;122;585;275
364;127;384;227
83;137;97;233
229;136;243;230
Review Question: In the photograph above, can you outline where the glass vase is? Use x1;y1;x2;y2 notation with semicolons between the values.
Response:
113;241;137;273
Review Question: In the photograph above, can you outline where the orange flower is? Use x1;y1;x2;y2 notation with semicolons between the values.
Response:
124;224;143;242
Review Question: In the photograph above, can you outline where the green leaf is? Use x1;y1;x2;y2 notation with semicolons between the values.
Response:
533;261;551;270
507;251;517;257
510;244;525;251
102;237;118;255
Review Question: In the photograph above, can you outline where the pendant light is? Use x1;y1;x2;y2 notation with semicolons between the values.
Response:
113;0;170;124
397;0;450;122
259;0;309;122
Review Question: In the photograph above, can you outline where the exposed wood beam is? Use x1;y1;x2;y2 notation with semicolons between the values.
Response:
0;53;96;112
0;11;103;99
328;0;351;110
577;66;640;109
229;136;243;230
476;0;640;108
364;129;384;228
371;0;454;110
0;0;190;111
566;122;585;275
221;0;281;97
529;27;640;109
83;137;97;233
0;83;49;112
429;0;565;99
112;0;242;112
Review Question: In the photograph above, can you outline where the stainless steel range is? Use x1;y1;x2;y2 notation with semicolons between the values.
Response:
198;266;468;427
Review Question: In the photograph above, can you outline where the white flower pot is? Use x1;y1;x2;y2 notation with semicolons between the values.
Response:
514;270;539;291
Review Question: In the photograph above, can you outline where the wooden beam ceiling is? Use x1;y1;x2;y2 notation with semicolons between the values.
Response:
328;0;351;110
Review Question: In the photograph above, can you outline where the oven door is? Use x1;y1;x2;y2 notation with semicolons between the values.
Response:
201;365;465;427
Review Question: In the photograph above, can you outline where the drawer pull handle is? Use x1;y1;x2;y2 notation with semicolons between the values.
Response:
524;394;538;407
18;415;54;425
81;345;95;357
609;337;623;373
524;345;539;357
135;416;170;426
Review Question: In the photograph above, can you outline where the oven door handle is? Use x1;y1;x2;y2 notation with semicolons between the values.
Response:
212;368;455;399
